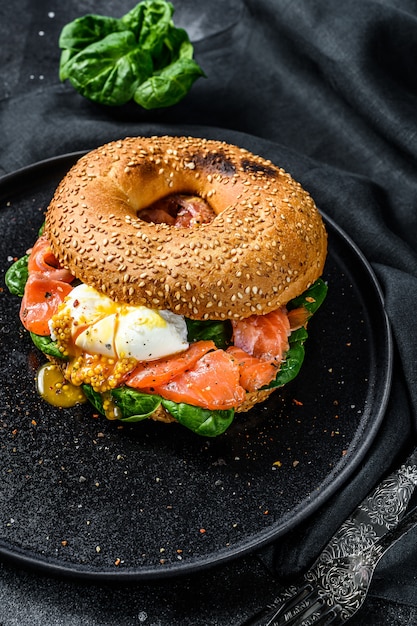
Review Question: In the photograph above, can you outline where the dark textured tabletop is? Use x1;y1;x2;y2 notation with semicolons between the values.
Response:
1;1;417;624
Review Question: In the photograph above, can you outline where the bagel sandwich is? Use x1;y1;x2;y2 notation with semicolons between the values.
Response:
6;136;328;437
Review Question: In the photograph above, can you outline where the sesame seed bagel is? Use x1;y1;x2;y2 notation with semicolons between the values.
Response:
44;135;327;320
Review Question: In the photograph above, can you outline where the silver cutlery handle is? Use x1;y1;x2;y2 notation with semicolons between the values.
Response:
302;447;417;619
316;447;417;562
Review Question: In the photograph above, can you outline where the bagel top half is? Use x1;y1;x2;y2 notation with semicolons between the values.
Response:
44;136;327;321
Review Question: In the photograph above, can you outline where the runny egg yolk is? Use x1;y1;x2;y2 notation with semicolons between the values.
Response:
48;284;189;393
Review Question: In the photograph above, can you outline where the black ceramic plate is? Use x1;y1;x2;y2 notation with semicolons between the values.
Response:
0;153;392;581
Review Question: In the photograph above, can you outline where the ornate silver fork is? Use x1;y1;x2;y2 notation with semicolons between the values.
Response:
243;446;417;625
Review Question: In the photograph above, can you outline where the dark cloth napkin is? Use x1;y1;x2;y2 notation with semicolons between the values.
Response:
1;0;417;624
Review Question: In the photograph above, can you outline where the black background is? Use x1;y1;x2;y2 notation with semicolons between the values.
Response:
1;1;417;624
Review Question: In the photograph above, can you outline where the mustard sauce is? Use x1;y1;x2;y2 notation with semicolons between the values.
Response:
36;363;87;408
101;391;123;420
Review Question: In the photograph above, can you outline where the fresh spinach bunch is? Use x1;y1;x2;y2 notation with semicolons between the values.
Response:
59;0;205;109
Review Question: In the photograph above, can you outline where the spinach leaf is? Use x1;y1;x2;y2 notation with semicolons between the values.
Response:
287;278;328;317
59;0;204;109
126;0;173;53
161;399;235;437
82;384;106;415
111;386;162;422
266;342;306;389
63;31;153;106
185;318;232;350
5;254;29;297
134;53;203;109
59;15;124;79
134;28;204;109
30;333;66;360
288;326;309;344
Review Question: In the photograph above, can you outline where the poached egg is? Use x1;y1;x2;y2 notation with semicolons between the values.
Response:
49;283;189;361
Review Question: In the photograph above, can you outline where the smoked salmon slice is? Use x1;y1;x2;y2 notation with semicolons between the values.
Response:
287;306;310;330
20;235;75;335
20;274;73;335
227;346;279;392
126;340;216;389
28;234;74;283
231;308;290;360
145;309;294;408
147;349;246;410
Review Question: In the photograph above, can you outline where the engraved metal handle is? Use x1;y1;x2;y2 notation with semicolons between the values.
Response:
304;446;417;620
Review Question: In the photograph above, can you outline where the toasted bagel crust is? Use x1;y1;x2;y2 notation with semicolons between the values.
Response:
44;136;327;320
